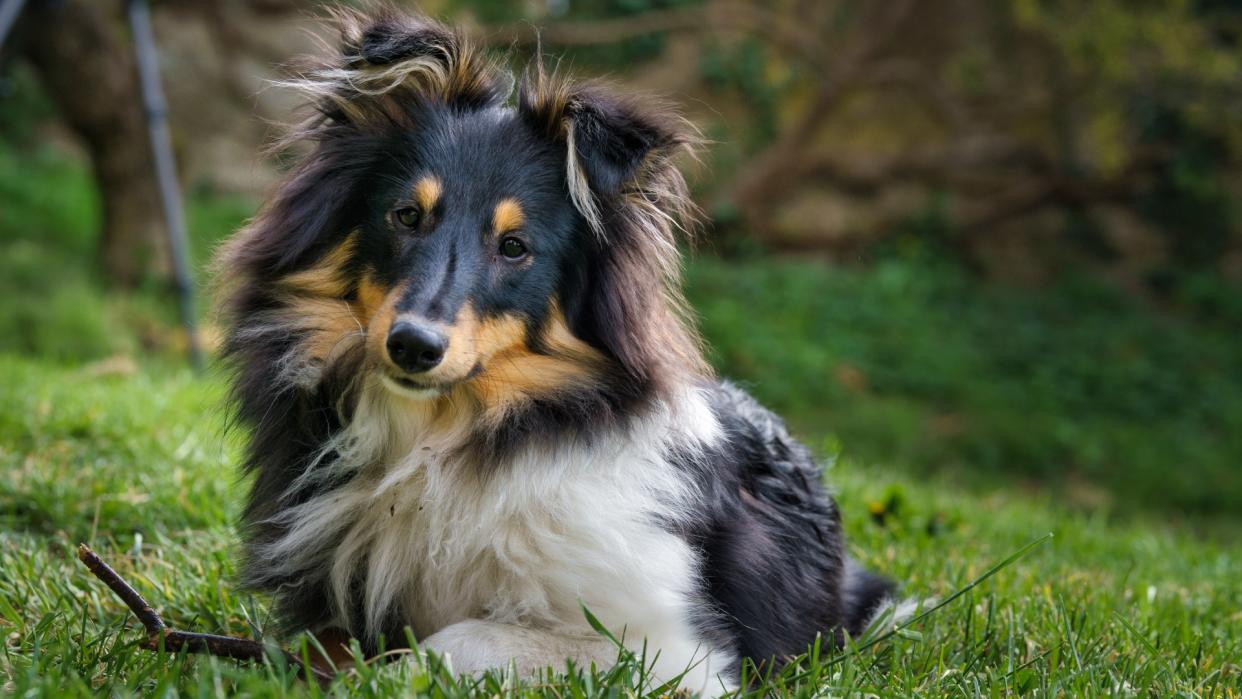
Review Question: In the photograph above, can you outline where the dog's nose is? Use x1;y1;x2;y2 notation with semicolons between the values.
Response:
385;322;447;373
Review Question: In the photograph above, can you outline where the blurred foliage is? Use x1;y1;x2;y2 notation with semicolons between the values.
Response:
1014;0;1242;270
0;146;119;361
456;0;701;68
0;64;56;144
688;252;1242;516
698;37;788;149
590;0;1242;295
1;143;1239;517
0;145;252;361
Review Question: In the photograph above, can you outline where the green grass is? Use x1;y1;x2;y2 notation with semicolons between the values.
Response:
3;139;1241;695
1;355;1240;696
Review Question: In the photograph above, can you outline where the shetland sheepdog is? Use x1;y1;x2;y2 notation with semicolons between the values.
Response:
215;9;896;694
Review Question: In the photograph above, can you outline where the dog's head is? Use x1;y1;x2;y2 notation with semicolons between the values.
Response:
217;10;706;435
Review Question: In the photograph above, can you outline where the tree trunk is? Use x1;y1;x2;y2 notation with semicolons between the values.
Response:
20;0;170;287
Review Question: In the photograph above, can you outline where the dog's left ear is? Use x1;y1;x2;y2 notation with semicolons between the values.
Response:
564;86;682;218
520;73;707;389
519;78;693;236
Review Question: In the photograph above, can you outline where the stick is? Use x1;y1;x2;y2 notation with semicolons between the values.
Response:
76;544;333;683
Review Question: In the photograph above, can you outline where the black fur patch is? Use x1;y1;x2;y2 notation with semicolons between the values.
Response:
672;382;894;670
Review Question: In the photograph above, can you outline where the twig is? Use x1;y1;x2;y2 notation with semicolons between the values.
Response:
76;544;334;683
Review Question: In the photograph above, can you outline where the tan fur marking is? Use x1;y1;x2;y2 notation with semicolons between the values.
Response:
492;198;525;235
432;304;485;380
366;284;408;370
470;307;606;416
280;296;366;367
469;310;526;364
413;176;443;213
270;237;395;374
356;273;386;322
380;304;603;407
370;298;605;417
542;305;598;357
278;233;358;298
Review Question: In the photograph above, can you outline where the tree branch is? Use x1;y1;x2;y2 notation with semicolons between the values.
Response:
474;6;705;48
471;1;823;63
76;544;334;683
724;0;919;224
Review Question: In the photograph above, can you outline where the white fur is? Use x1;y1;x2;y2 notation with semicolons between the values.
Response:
419;619;615;675
565;120;605;240
861;596;934;637
257;376;735;695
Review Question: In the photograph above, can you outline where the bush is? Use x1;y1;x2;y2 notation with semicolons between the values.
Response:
0;145;253;362
686;255;1242;516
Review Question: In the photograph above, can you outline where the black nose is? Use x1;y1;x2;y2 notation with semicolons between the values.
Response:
385;322;447;373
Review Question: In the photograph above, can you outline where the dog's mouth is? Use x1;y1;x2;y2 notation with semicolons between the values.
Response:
379;372;450;400
379;364;483;400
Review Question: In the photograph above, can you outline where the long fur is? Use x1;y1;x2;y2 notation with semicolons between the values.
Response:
215;8;895;695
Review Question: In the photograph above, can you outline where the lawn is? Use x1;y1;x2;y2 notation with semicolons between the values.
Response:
2;143;1241;696
1;355;1239;697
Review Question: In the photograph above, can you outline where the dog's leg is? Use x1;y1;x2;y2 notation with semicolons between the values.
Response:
418;619;616;676
419;619;735;697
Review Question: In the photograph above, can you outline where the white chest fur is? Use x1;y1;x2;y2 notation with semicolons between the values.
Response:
257;381;729;689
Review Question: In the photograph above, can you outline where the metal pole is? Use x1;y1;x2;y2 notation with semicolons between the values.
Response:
0;0;30;50
127;0;203;370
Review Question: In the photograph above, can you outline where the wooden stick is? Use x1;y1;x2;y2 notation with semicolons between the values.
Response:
76;543;166;634
76;544;334;683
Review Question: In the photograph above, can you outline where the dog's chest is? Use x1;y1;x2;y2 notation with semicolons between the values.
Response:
341;436;700;640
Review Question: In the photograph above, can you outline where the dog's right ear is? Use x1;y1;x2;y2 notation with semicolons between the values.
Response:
216;10;511;280
291;8;510;131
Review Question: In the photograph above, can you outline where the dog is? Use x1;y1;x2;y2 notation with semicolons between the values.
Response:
215;8;896;694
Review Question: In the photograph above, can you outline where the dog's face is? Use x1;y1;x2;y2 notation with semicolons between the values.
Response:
342;107;587;400
220;11;706;428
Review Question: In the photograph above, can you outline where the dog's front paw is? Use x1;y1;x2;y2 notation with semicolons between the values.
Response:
417;619;614;677
418;619;512;675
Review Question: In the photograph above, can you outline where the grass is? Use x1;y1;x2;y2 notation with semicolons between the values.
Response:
2;142;1241;695
1;355;1240;696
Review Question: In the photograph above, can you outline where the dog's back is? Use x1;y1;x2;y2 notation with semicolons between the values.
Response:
681;382;895;662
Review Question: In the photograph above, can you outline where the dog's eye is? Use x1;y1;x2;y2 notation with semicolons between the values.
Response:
499;237;528;260
393;207;420;229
